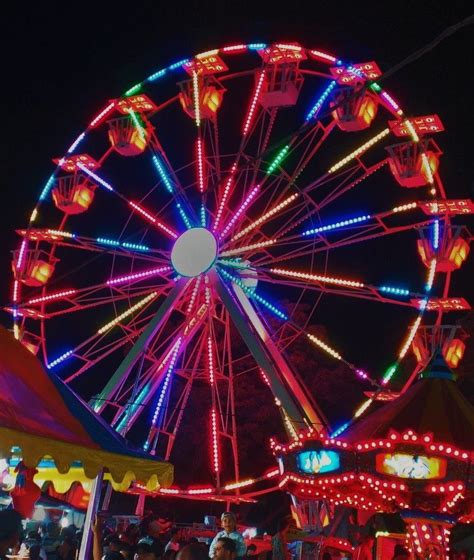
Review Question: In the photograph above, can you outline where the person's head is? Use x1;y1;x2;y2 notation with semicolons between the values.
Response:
220;512;236;533
246;544;257;555
134;537;164;560
0;510;23;552
170;528;181;542
177;544;208;560
107;535;123;552
214;538;236;560
29;545;42;560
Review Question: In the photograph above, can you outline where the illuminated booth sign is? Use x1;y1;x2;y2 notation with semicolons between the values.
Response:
296;450;340;475
376;453;447;480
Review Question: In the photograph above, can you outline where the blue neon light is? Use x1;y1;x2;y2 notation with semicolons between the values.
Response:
46;350;73;370
305;80;337;121
379;286;410;297
200;203;207;227
39;174;56;201
168;59;189;71
433;220;440;250
79;167;114;192
219;267;288;320
177;203;192;229
330;421;351;438
302;215;372;236
248;43;267;50
296;450;340;475
67;132;86;154
147;68;167;82
96;238;150;252
152;154;174;194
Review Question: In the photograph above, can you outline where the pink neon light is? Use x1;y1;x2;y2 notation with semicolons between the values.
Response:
187;487;214;495
89;102;115;128
242;70;266;136
107;266;172;285
260;368;271;387
381;91;400;111
222;44;247;53
16;240;27;271
129;201;177;238
196;138;206;192
13;280;19;303
207;336;215;385
212;163;237;233
27;289;77;305
211;408;220;474
309;49;337;63
220;184;260;239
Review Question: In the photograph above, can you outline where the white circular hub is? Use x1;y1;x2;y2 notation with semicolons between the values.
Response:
171;227;218;277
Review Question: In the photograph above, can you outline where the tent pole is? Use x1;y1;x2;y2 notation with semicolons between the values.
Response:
79;470;104;560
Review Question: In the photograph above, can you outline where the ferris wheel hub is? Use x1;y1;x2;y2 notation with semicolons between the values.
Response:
171;227;218;277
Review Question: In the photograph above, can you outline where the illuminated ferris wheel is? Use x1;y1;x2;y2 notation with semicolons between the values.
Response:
10;41;471;500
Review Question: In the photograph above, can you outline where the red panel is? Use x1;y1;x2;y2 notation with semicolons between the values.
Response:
330;61;381;84
419;199;474;215
116;94;157;114
389;115;445;137
258;44;306;64
411;298;471;311
184;55;228;75
53;153;100;172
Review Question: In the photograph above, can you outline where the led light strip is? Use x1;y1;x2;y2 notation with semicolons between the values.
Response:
192;70;201;127
152;154;174;194
302;214;372;236
96;237;150;252
97;291;158;334
196;138;206;192
221;238;276;257
219;267;288;320
270;268;365;288
76;163;115;192
127;109;146;141
398;315;423;360
212;164;237;233
211;408;220;473
177;203;192;229
128;201;178;239
392;202;418;213
27;289;78;305
89;102;115;128
308;49;338;64
46;349;74;370
306;333;342;360
242;69;266;136
231;193;299;242
220;185;260;239
67;132;86;154
306;80;337;121
267;145;290;175
151;338;182;426
425;259;437;292
186;276;201;314
207;335;215;385
328;129;390;174
106;266;171;286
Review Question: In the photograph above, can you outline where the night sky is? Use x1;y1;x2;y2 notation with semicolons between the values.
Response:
1;1;473;498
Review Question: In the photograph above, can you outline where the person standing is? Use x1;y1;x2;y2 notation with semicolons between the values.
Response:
209;513;246;560
271;520;291;560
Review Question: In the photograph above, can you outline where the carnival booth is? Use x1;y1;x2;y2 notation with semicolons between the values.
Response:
273;351;474;559
0;325;173;559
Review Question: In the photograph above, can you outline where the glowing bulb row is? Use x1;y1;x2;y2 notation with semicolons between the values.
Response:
106;266;171;286
152;338;181;426
192;71;201;127
76;163;114;192
211;408;220;474
231;193;299;242
207;335;215;385
220;185;260;239
128;201;177;239
96;238;150;252
267;145;290;175
219;267;288;320
242;70;266;136
152;154;174;194
392;202;417;213
270;267;365;288
46;349;73;370
221;239;276;257
97;292;157;334
212;164;237;233
196;138;206;192
27;289;78;305
306;333;342;360
127;109;146;141
398;316;423;360
302;214;372;236
177;203;192;229
306;80;337;121
327;129;390;174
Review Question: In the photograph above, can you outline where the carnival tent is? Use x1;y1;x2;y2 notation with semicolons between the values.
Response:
0;325;173;491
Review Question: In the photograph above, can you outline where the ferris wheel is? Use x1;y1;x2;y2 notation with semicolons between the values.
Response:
10;41;471;501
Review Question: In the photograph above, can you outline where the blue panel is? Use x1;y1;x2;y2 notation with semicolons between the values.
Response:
296;450;340;475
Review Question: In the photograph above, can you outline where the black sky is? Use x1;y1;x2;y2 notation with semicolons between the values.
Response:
2;1;473;327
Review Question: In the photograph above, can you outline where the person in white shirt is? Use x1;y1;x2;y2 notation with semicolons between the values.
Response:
209;513;246;560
